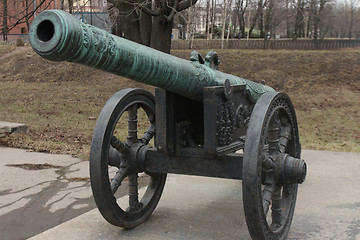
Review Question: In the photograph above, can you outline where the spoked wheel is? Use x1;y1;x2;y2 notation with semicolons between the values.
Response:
90;88;167;229
243;92;306;240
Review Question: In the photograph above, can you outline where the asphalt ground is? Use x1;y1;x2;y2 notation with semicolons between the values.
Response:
0;147;96;240
0;147;360;239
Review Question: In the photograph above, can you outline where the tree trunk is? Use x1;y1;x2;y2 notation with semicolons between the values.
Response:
108;6;124;37
150;17;173;53
249;0;263;38
258;4;264;38
109;0;197;54
239;13;246;38
2;0;7;41
68;0;73;13
294;0;305;39
285;0;291;38
221;0;227;48
186;8;192;40
236;0;248;38
348;4;354;40
263;0;273;48
25;0;30;31
206;0;210;38
139;5;152;46
264;0;273;39
226;0;233;41
211;0;216;39
232;6;237;37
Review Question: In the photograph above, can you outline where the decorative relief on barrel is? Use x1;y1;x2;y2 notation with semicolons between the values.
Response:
81;24;90;49
216;96;234;146
89;25;107;53
107;36;116;56
82;24;116;57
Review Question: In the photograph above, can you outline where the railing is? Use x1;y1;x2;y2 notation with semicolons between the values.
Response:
171;39;360;50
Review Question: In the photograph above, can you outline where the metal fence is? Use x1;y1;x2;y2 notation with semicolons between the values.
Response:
171;39;360;50
0;34;29;42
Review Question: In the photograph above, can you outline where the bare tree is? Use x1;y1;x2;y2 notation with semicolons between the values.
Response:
186;4;196;40
210;0;216;39
263;0;274;38
68;0;74;13
270;0;287;38
235;0;249;38
221;0;232;48
293;0;307;39
1;0;54;41
206;0;210;39
107;0;197;53
345;0;359;39
309;0;334;40
284;0;292;38
248;0;267;38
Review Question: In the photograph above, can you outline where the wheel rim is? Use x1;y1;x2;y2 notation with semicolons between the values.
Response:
243;92;302;240
90;89;166;228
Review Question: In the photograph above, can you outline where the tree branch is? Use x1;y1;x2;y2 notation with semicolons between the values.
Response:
165;0;180;21
2;0;53;32
178;0;198;12
107;0;118;6
140;4;161;16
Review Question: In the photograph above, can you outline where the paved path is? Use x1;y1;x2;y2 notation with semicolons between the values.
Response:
0;147;95;240
0;121;28;137
1;147;360;239
0;46;29;61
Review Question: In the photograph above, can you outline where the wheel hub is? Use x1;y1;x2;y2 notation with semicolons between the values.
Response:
128;143;148;173
274;153;307;185
108;142;148;173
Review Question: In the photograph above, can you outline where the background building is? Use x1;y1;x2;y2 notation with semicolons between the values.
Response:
0;0;108;41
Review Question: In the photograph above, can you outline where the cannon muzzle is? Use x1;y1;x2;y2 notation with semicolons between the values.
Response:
30;10;274;101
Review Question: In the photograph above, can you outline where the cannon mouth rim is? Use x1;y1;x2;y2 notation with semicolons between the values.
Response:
29;10;63;54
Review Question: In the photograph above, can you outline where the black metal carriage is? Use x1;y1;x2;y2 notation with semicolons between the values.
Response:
30;10;307;240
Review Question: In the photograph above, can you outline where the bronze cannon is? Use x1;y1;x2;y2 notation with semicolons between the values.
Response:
30;10;307;240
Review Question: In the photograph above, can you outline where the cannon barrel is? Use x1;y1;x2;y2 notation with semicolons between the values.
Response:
29;10;274;101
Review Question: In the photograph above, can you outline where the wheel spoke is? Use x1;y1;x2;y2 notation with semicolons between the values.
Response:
262;172;274;215
108;146;121;167
111;135;129;154
128;173;143;212
141;123;155;145
278;124;291;153
261;154;276;171
270;185;283;231
127;104;138;145
268;111;280;154
111;165;130;194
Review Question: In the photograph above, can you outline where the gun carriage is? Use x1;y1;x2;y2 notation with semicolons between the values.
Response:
30;10;307;240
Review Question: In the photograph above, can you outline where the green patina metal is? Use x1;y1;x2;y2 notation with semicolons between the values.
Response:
29;10;274;101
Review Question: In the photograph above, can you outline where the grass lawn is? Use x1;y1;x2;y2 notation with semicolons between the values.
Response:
0;46;359;159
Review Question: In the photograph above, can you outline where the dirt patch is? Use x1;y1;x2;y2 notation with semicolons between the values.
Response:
66;177;91;182
6;163;63;170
